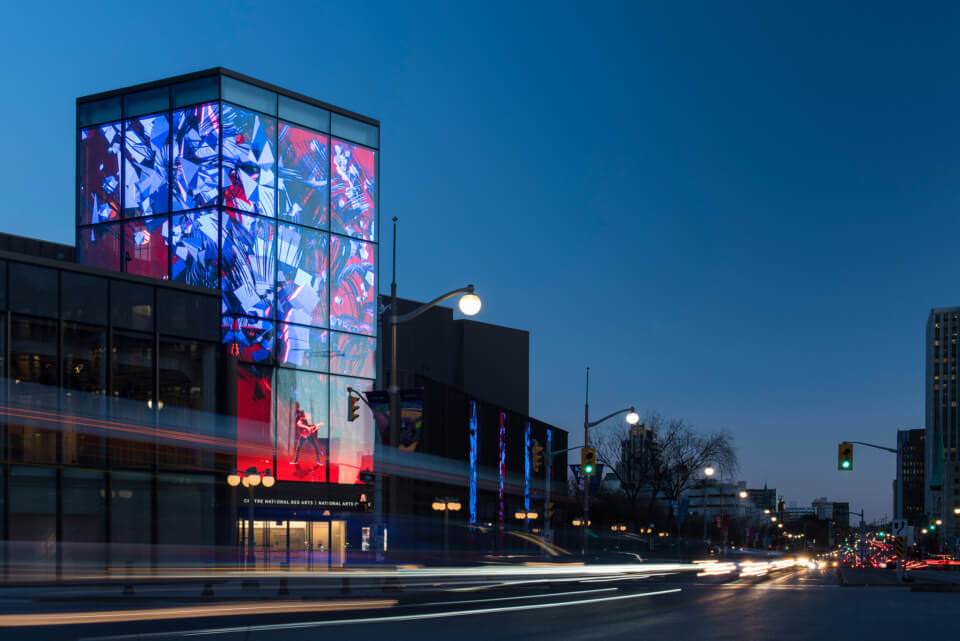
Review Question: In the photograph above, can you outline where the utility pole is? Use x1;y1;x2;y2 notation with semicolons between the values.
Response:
583;367;590;556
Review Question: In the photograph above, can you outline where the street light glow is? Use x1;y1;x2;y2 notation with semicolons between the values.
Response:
458;293;482;316
261;475;275;488
625;411;640;425
227;474;241;487
704;466;715;477
739;490;748;499
246;474;261;487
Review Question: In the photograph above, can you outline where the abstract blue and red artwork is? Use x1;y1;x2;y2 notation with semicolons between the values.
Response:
330;331;375;379
277;224;328;328
78;223;122;272
222;104;276;216
221;212;276;318
277;323;329;372
278;123;329;229
123;113;169;217
173;103;219;211
80;123;122;225
331;139;375;241
222;316;274;363
330;235;376;336
170;210;219;289
124;216;169;279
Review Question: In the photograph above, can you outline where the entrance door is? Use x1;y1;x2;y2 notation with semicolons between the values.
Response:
237;519;346;568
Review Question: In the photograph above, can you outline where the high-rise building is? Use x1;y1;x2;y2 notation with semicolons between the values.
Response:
747;486;777;513
896;428;925;520
76;69;380;486
926;308;960;541
616;423;657;489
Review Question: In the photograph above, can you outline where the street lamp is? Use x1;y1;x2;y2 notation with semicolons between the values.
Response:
739;490;748;499
433;497;461;558
227;467;275;569
954;507;960;516
701;466;717;543
386;218;481;549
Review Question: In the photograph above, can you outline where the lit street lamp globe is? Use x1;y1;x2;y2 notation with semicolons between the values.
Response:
261;475;275;488
739;490;748;499
458;293;482;316
625;411;640;425
704;466;715;477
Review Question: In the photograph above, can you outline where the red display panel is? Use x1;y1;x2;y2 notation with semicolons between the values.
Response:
236;364;274;475
276;369;328;483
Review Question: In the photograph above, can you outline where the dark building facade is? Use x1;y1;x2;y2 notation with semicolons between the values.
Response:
897;428;925;520
0;247;231;573
925;308;960;541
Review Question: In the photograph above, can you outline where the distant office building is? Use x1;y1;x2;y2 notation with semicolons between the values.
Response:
747;486;777;513
685;479;749;517
785;505;815;521
810;498;850;528
896;428;925;520
616;423;657;490
926;308;960;541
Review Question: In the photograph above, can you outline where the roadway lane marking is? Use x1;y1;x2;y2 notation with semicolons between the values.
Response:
0;600;398;627
79;588;682;640
419;587;617;607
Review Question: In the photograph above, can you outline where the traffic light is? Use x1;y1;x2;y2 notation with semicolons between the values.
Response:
533;440;544;472
838;442;853;471
582;446;596;476
348;389;361;422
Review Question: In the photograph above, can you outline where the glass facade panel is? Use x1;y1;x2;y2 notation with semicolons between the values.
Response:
124;216;170;279
8;467;56;571
222;315;274;364
329;376;374;485
170;209;219;289
61;272;108;325
9;263;59;318
110;281;153;332
159;338;216;412
62;323;107;467
111;330;154;403
278;123;329;228
62;469;107;569
221;77;276;115
330;138;376;241
330;331;375;379
80;122;122;225
173;75;218;108
236;364;273;475
124;87;169;118
157;474;215;547
331;113;379;149
173;102;219;211
123;112;170;217
278;95;329;133
110;472;152;567
330;235;376;336
276;369;328;483
8;316;58;464
221;212;276;318
222;103;277;216
277;224;328;327
78;223;123;273
156;289;219;342
78;96;121;127
277;323;328;371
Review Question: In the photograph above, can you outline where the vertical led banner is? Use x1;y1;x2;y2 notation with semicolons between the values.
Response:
499;411;506;525
468;401;478;527
524;422;531;513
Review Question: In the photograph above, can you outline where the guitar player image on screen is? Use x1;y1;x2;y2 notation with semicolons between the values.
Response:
292;401;325;466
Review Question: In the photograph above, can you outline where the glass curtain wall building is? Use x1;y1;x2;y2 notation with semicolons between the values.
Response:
76;69;379;488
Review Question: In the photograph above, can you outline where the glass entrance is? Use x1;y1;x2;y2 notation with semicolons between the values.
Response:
237;519;346;568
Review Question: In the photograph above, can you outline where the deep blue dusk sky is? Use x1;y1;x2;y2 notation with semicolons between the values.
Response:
2;1;958;520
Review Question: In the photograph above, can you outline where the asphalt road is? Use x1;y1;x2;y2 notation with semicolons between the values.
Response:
8;568;959;641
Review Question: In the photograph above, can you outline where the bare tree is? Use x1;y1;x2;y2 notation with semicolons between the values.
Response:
594;413;738;530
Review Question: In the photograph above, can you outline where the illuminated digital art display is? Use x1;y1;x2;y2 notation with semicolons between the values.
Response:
78;74;379;487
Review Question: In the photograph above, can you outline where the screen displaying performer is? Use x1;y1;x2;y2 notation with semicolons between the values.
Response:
277;370;328;483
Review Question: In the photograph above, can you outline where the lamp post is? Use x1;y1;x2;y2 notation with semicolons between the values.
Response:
227;467;275;569
581;367;639;555
701;466;715;542
386;218;480;556
432;498;462;558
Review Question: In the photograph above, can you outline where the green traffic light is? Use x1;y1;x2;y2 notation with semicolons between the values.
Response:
841;460;850;469
584;464;594;474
